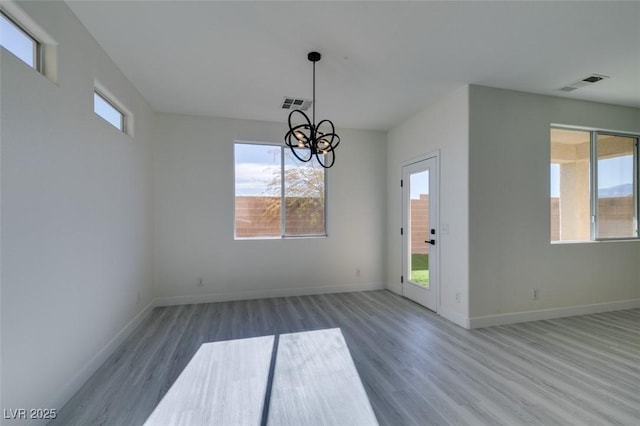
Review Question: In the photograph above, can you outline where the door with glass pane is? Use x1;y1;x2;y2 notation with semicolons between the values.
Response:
402;157;438;311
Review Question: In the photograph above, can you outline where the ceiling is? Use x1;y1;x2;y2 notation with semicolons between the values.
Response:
66;1;640;131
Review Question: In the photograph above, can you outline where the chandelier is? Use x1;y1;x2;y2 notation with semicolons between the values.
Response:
284;52;340;168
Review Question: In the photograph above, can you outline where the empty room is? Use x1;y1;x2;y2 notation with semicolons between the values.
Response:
1;1;639;425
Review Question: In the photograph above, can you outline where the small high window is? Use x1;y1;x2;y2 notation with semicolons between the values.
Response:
94;91;125;132
0;11;39;69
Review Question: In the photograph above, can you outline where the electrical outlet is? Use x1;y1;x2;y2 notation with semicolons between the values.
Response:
197;277;204;288
532;288;539;301
455;292;461;303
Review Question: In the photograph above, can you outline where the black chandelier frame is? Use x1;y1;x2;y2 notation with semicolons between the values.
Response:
284;52;340;169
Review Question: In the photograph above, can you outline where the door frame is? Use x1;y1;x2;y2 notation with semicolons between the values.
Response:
400;150;440;313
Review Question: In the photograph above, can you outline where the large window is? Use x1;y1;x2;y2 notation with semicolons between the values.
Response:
0;11;39;69
234;143;326;239
551;127;638;242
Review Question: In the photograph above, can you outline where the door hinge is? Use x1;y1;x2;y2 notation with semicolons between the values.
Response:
400;179;403;187
401;227;403;235
401;275;404;283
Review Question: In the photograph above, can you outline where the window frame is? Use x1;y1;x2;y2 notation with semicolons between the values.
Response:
0;10;41;70
592;131;639;241
233;141;328;240
551;125;640;243
93;90;127;133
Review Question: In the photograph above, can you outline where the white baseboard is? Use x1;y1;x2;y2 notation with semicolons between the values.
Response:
438;306;470;329
386;282;402;295
155;282;385;307
469;298;640;329
36;301;155;425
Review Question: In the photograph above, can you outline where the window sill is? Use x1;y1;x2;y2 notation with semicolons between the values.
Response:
235;234;328;241
551;238;639;245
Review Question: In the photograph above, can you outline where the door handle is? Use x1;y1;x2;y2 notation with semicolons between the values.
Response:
425;239;435;245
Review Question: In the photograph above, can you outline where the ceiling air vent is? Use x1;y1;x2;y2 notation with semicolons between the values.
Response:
281;97;312;111
558;74;609;92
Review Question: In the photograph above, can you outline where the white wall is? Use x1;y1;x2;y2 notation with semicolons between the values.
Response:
1;1;154;420
468;86;640;325
152;114;386;303
386;86;470;327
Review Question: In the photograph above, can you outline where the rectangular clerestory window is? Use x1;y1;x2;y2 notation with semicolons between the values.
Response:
1;11;40;69
0;7;57;83
550;127;639;242
234;142;326;239
94;90;126;133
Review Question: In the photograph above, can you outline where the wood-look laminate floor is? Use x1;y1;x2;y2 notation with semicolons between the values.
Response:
52;290;640;426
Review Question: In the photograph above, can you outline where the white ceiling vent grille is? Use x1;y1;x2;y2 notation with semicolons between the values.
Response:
281;97;312;111
558;74;609;92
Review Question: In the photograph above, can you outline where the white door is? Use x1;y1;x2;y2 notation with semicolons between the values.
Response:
402;156;438;311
